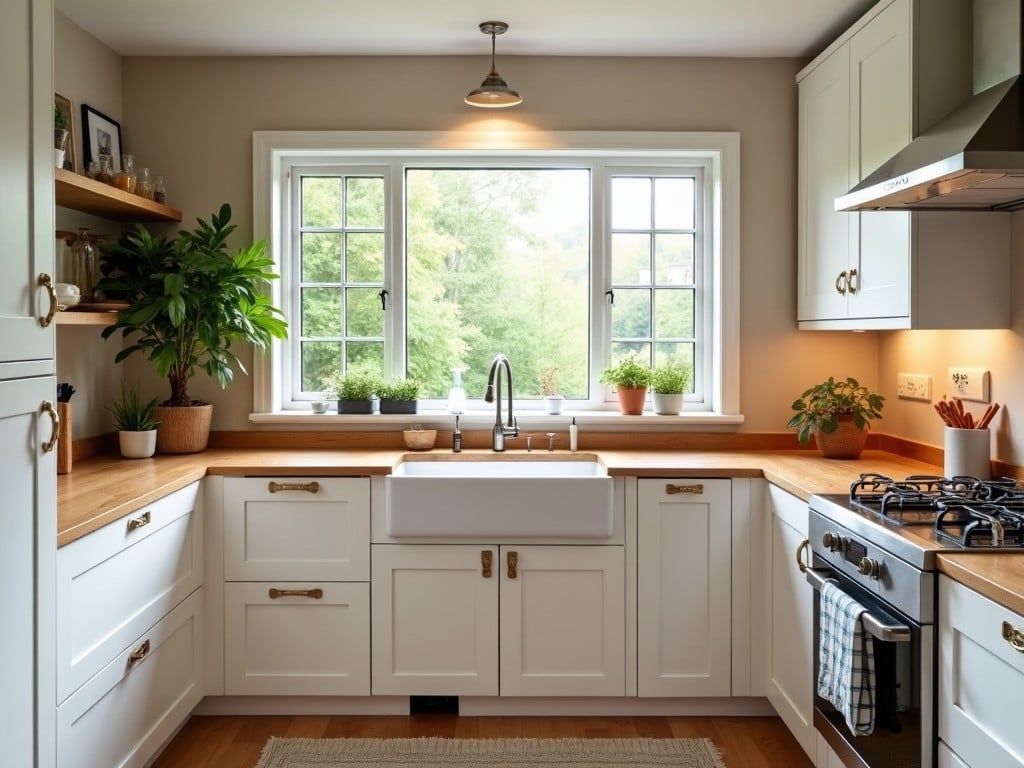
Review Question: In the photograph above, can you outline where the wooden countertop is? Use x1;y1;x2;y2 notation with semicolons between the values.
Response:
57;446;1024;613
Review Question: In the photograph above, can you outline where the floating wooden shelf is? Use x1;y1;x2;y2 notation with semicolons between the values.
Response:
55;168;182;222
54;311;118;326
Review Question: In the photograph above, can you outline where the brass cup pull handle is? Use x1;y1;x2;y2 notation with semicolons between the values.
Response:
126;511;151;533
267;481;320;494
41;400;60;454
795;538;810;574
507;550;518;579
268;588;324;600
834;270;848;295
666;483;704;495
1003;621;1024;653
38;273;58;327
481;550;493;578
846;268;859;294
127;638;150;669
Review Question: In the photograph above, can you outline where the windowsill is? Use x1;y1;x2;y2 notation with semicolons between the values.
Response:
249;409;745;432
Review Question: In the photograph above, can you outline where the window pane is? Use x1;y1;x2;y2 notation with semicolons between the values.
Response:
346;341;383;372
611;177;651;229
654;288;694;338
611;341;651;365
302;177;341;227
302;287;342;337
346;177;384;228
654;343;694;393
301;233;342;283
654;177;694;229
346;287;384;337
612;288;652;340
301;341;341;392
406;168;590;400
346;232;384;283
655;234;694;285
611;233;651;285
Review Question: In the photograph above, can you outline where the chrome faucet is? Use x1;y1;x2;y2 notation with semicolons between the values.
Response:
484;353;519;451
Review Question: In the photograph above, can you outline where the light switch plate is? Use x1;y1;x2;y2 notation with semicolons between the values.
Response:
947;367;990;403
896;373;931;401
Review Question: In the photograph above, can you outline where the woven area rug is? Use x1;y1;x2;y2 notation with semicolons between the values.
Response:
253;737;725;768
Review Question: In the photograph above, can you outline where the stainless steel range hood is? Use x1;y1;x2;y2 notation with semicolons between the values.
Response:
836;0;1024;212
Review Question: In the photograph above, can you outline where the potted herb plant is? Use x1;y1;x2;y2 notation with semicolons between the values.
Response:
650;358;692;415
376;377;421;414
54;102;70;168
539;366;564;415
323;367;380;414
97;204;288;453
599;354;652;415
787;376;885;459
109;382;160;459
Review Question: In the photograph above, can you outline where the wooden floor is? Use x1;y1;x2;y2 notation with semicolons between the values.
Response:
150;714;814;768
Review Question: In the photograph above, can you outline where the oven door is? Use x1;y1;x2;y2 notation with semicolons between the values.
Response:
807;563;933;768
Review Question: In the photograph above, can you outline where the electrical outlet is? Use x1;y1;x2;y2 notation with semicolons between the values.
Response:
896;373;931;401
947;367;990;403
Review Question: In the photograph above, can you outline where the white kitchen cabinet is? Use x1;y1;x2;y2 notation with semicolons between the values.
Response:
371;543;625;697
222;477;371;696
763;484;816;760
939;575;1024;768
797;0;1010;330
636;478;732;697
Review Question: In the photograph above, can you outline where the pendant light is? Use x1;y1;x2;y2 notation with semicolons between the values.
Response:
465;21;522;108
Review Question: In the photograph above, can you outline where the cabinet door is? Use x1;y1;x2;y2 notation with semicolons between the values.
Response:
0;376;56;768
371;544;498;696
940;576;1024;768
637;478;732;697
765;484;815;760
224;582;369;695
848;0;911;320
224;477;369;581
938;742;971;768
499;545;625;697
0;0;54;369
797;45;852;323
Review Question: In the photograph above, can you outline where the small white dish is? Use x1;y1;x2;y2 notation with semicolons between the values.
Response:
57;294;81;310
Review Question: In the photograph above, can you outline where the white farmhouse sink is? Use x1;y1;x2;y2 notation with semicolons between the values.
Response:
385;458;615;538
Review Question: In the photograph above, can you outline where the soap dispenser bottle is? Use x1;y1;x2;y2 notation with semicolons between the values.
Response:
447;368;466;414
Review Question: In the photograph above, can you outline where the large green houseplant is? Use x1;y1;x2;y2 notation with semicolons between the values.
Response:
97;204;288;453
787;376;885;459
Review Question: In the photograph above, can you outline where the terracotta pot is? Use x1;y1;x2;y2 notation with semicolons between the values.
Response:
615;386;647;415
154;403;213;454
814;415;869;459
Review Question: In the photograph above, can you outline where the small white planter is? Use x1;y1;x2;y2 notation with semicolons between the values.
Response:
652;392;683;415
54;148;65;168
544;395;565;415
119;429;157;459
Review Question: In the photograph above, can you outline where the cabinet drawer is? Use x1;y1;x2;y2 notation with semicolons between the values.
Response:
57;482;201;703
940;576;1024;768
224;477;370;581
224;581;369;695
57;588;204;768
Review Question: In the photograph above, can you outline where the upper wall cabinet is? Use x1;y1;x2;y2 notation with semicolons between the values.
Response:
797;0;1011;330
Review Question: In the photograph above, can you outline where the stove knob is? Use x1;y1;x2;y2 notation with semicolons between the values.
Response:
822;531;843;552
858;557;881;579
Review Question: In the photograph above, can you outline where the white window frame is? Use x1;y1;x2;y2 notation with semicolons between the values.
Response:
252;131;742;429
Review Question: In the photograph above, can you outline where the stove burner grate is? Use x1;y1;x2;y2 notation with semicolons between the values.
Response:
934;500;1024;548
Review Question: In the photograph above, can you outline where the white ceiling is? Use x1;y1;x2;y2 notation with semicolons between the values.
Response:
55;0;875;58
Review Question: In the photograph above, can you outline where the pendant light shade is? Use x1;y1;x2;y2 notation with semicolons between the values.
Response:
465;21;522;108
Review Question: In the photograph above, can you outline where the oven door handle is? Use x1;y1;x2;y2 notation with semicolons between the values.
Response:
805;568;913;643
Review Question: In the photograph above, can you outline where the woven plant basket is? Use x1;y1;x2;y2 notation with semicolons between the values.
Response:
814;414;869;459
155;403;213;454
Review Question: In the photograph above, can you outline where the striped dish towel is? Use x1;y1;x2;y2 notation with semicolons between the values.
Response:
817;580;876;735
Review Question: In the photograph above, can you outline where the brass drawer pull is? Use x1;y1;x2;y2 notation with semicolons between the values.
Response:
41;400;60;454
267;481;320;494
507;550;518;579
126;511;151;532
666;483;704;495
127;638;150;669
795;538;810;574
1003;621;1024;653
834;270;848;296
38;273;58;327
268;588;324;600
481;550;493;578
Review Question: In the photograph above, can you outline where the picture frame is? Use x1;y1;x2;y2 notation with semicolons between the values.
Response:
54;92;77;173
81;104;123;172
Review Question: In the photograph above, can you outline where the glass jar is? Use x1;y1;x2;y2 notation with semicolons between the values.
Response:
137;167;154;200
97;155;113;185
154;176;166;204
71;228;97;301
115;153;136;193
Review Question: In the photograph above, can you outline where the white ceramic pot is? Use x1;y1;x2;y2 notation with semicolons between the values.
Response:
54;148;65;168
119;429;157;459
544;395;564;415
652;392;683;415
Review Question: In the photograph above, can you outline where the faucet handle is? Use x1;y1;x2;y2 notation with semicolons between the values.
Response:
545;432;556;452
